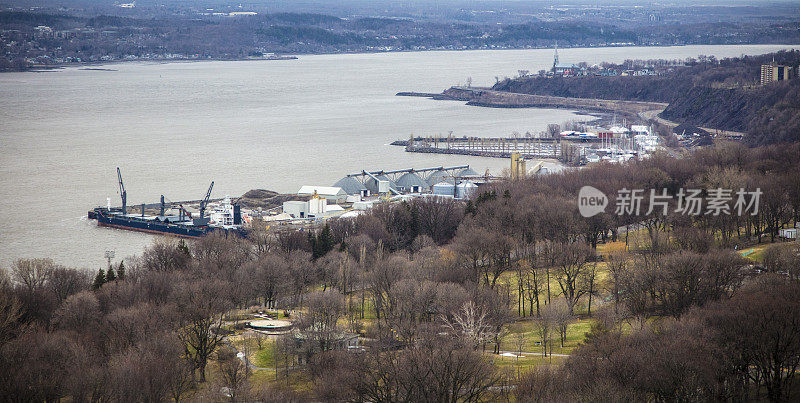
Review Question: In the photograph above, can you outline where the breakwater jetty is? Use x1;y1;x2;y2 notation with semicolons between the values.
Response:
398;86;667;118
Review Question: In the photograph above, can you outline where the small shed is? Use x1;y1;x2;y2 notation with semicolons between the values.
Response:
365;174;397;194
779;228;798;239
353;201;375;210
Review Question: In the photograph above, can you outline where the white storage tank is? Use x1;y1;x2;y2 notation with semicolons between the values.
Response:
308;198;326;216
456;181;478;199
432;181;456;197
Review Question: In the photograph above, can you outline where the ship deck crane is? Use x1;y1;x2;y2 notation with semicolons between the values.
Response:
117;167;127;215
199;181;214;218
174;204;192;221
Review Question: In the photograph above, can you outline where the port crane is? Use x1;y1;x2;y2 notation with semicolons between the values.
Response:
176;204;193;220
199;181;214;218
117;167;127;215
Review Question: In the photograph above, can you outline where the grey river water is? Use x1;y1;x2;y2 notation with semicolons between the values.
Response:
0;44;790;269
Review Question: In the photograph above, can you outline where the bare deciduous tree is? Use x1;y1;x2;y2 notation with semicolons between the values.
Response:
175;279;231;382
544;299;572;348
298;289;345;357
445;301;493;349
549;242;594;314
11;258;54;293
215;345;250;402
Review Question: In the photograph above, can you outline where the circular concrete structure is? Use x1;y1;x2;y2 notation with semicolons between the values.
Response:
248;319;293;332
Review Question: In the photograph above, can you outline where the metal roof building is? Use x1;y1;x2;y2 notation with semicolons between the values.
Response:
427;170;455;186
333;176;369;196
395;172;430;193
457;168;480;177
297;186;348;203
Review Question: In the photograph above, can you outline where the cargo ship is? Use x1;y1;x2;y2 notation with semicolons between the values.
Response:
87;168;247;238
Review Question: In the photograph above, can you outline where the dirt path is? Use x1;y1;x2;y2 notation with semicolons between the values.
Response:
497;350;571;358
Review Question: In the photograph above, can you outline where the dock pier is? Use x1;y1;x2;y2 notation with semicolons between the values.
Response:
394;135;592;162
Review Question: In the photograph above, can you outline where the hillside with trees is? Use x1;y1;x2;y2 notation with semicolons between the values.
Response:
2;141;800;400
2;6;800;72
493;50;800;145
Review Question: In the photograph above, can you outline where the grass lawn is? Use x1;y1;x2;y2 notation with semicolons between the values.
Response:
347;293;377;321
488;352;567;371
739;242;772;263
253;342;277;368
596;239;629;256
254;367;315;393
499;318;593;355
498;263;610;319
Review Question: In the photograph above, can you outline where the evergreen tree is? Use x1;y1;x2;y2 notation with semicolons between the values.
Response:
177;239;191;257
117;261;126;280
308;232;317;256
106;266;116;282
318;223;334;255
92;268;106;290
312;224;335;259
408;203;420;242
465;200;477;216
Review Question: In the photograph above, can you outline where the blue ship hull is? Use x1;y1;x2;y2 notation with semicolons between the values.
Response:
89;208;245;238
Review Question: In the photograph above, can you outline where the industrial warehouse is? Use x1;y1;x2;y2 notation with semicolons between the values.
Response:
88;164;522;236
274;165;488;222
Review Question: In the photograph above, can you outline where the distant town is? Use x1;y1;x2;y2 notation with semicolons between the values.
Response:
2;1;799;71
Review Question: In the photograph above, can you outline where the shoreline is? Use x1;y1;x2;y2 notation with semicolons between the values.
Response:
399;87;663;125
6;43;795;73
14;55;299;73
404;87;747;139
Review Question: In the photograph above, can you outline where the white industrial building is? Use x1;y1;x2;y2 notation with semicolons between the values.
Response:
297;186;348;203
283;198;328;219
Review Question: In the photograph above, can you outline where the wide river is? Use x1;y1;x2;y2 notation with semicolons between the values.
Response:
0;44;790;269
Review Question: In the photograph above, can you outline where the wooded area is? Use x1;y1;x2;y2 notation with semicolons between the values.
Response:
493;50;800;145
2;142;800;401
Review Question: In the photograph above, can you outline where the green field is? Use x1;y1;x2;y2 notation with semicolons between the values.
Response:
500;319;593;355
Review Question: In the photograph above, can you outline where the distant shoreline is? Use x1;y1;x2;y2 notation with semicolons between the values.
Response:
7;43;795;73
15;55;299;73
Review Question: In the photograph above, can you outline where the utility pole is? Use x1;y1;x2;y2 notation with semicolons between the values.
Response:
104;250;115;269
